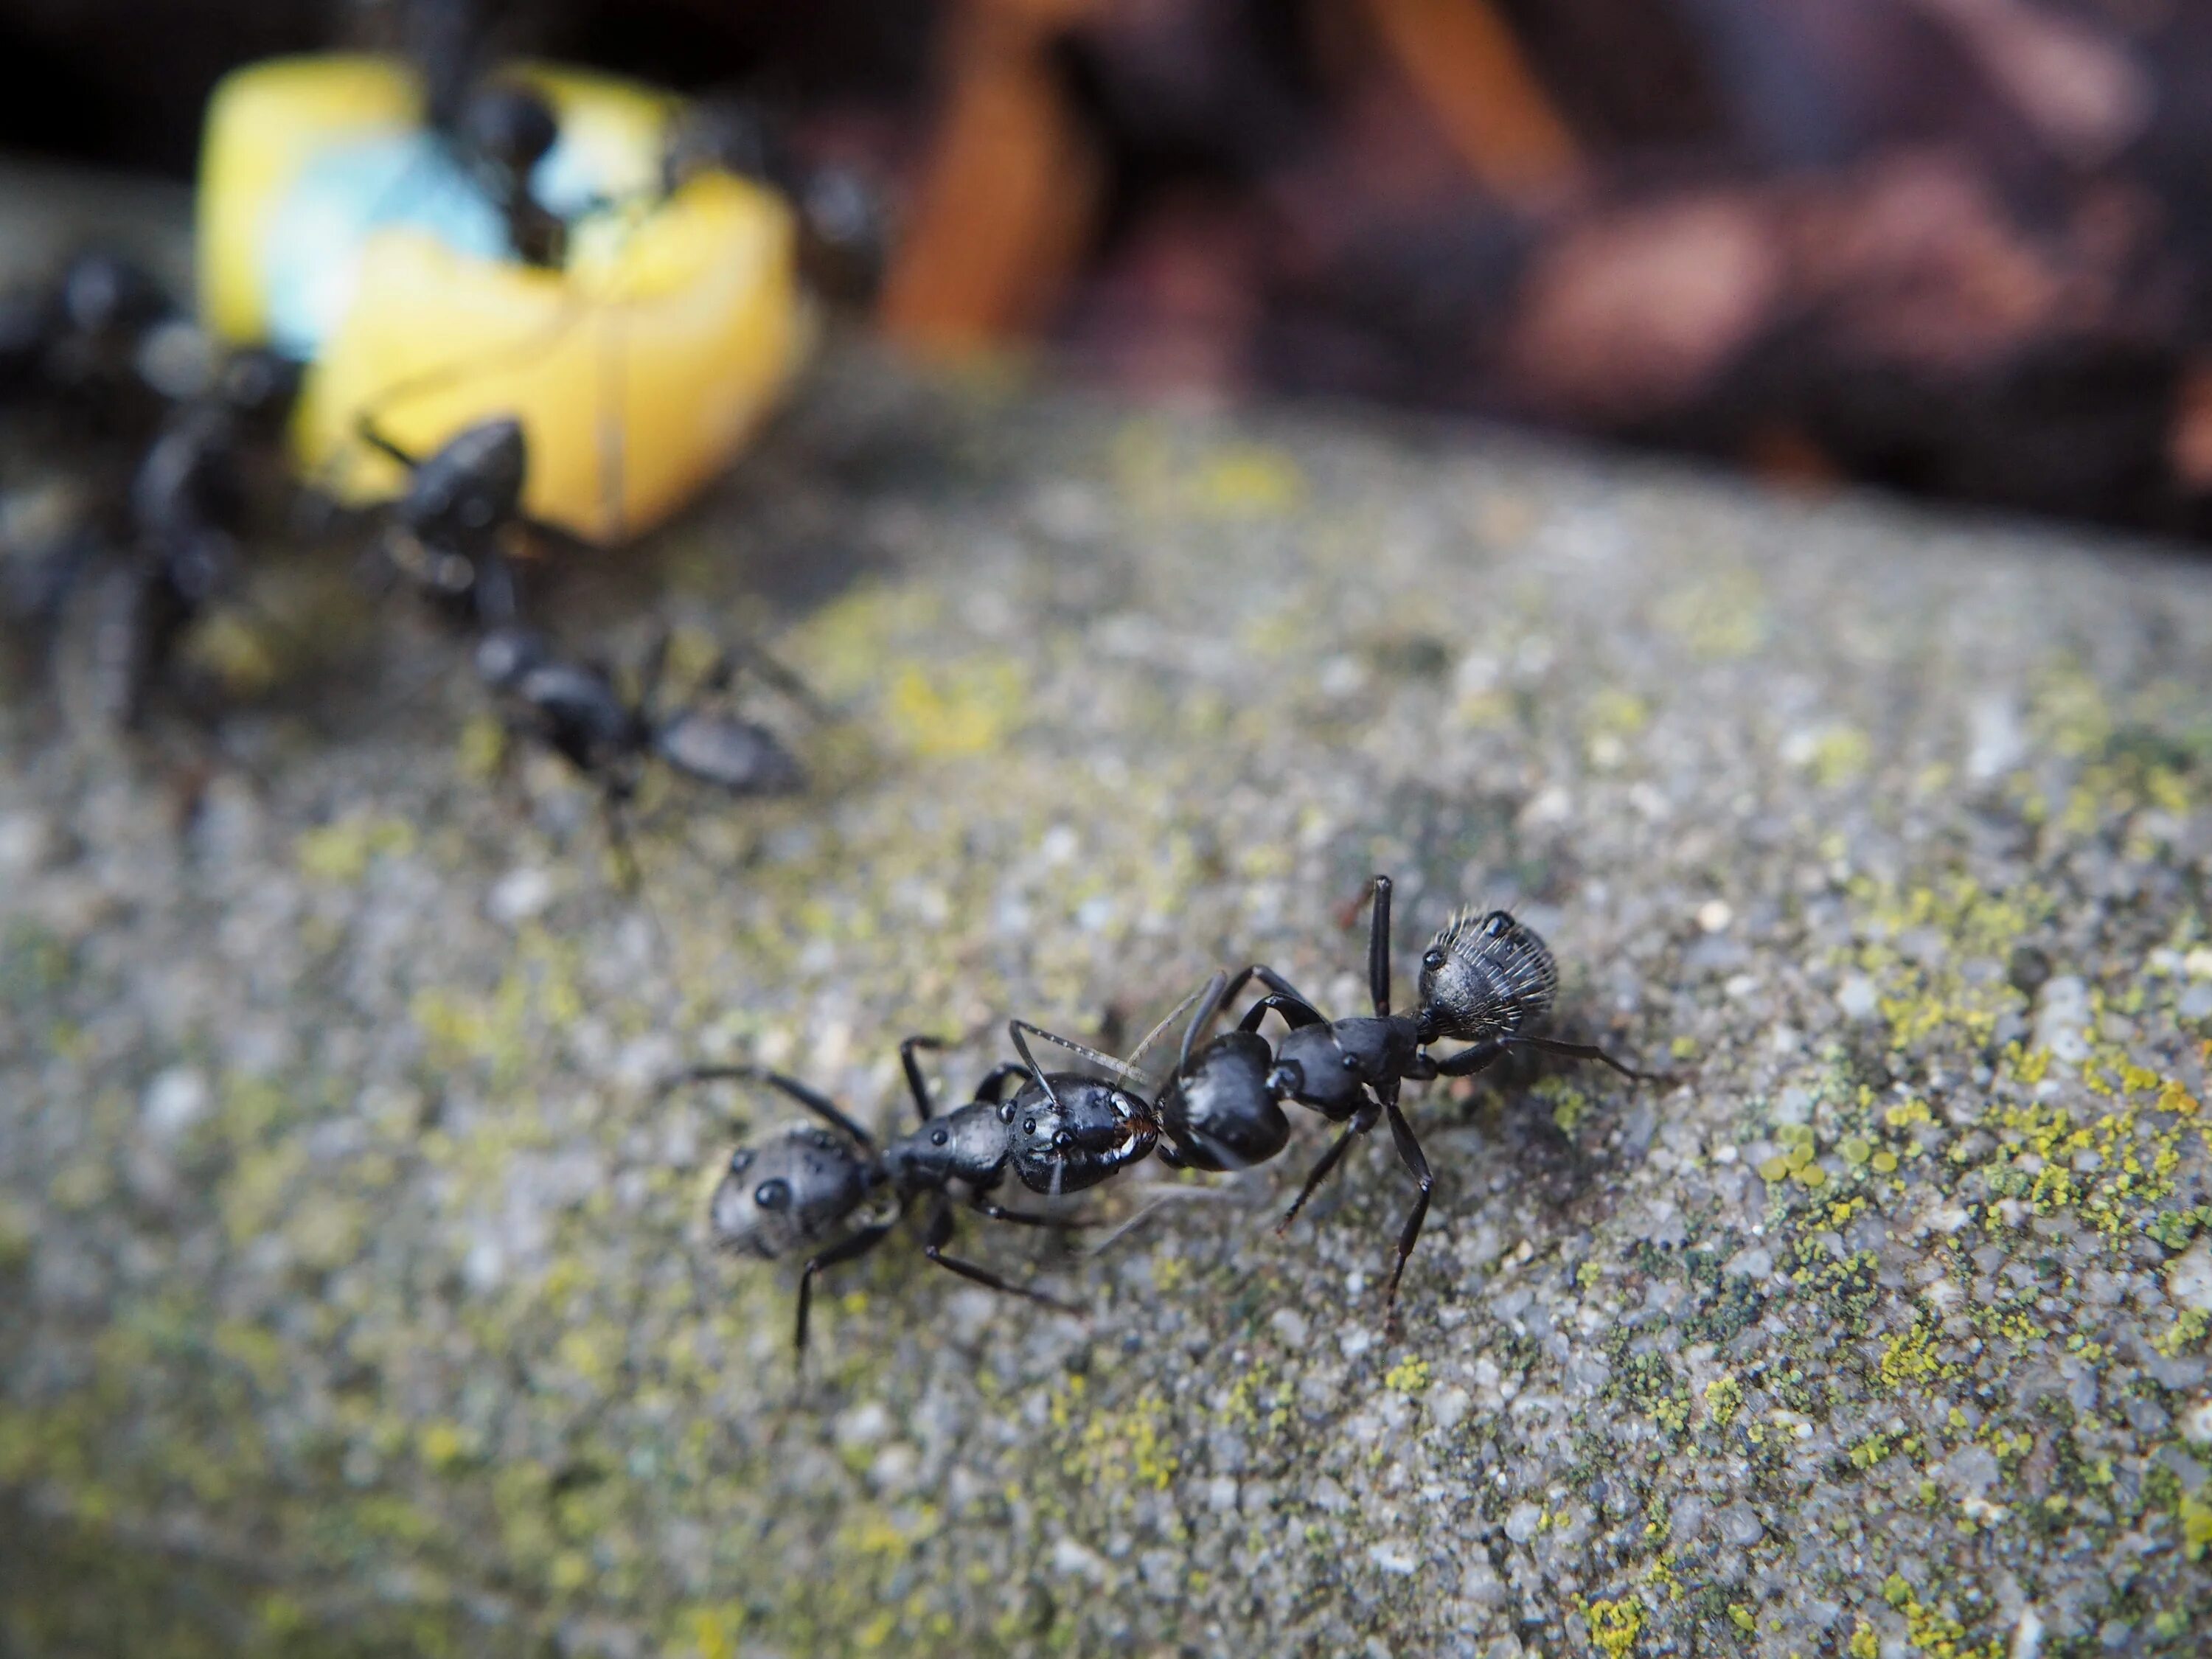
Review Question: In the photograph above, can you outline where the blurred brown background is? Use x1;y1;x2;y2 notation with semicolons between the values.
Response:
11;0;2212;541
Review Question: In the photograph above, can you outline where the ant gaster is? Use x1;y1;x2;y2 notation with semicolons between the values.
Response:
669;1036;1083;1356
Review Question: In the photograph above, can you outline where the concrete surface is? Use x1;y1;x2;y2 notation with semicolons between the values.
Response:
3;172;2212;1655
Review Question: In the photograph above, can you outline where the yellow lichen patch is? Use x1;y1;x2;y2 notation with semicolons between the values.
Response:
885;659;1029;759
1878;1320;1948;1392
1703;1374;1743;1428
1811;726;1873;788
296;813;417;883
1384;1357;1431;1396
1880;1571;2004;1659
1580;1595;1646;1659
1848;874;2051;1055
1059;1382;1180;1497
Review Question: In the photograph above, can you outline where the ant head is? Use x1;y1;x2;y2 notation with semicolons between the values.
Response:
460;81;560;179
1416;909;1558;1043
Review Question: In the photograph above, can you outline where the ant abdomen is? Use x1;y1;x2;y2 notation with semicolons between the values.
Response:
1416;908;1559;1043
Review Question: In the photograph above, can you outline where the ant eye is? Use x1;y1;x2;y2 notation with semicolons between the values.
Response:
1486;914;1509;936
753;1178;792;1211
1422;950;1444;970
1054;1130;1075;1150
930;1128;948;1146
1022;1118;1037;1136
998;1103;1015;1123
728;1149;754;1172
1341;1053;1362;1071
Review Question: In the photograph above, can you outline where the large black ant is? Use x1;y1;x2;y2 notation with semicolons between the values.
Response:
1151;874;1661;1314
672;987;1220;1357
665;1037;1086;1357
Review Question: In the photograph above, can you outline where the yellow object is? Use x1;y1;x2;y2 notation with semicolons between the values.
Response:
197;52;810;540
197;54;419;346
292;172;807;541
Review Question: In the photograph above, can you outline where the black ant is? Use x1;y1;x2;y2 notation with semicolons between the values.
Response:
1152;875;1661;1314
398;0;571;268
0;250;179;438
665;1037;1085;1357
472;621;812;835
87;349;301;728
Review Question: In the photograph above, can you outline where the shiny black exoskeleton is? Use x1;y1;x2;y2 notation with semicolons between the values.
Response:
669;1037;1083;1357
78;347;300;727
404;0;570;268
473;622;808;828
354;414;543;626
0;250;178;435
1167;875;1658;1312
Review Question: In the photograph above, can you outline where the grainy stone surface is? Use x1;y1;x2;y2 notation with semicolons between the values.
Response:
5;180;2212;1659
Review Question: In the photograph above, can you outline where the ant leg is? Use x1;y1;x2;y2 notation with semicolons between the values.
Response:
1433;1039;1509;1079
636;623;672;728
967;1197;1089;1229
1237;992;1325;1034
1508;1034;1660;1084
599;790;642;894
900;1035;945;1123
1277;1121;1363;1234
1380;1091;1433;1319
795;1222;895;1357
972;1062;1034;1104
657;1064;877;1149
1227;963;1323;1009
354;414;420;470
711;638;830;722
1178;970;1231;1073
920;1201;1080;1315
1368;873;1394;1017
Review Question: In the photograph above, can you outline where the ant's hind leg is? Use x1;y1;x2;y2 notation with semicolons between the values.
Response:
920;1201;1080;1315
657;1064;877;1149
1510;1034;1660;1084
1277;1123;1361;1234
795;1222;895;1357
1380;1093;1434;1323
